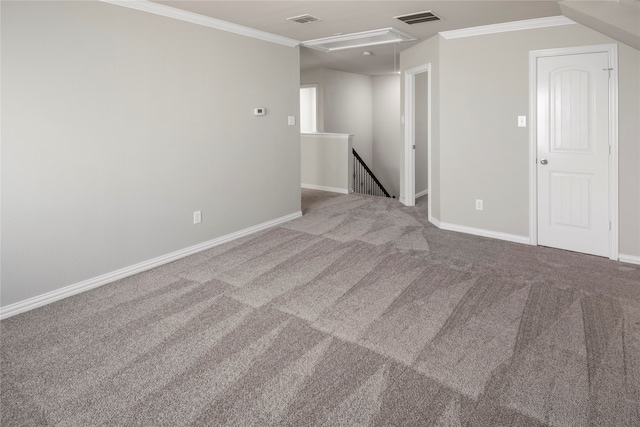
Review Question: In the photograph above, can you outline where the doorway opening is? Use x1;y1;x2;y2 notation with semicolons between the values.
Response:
403;63;431;214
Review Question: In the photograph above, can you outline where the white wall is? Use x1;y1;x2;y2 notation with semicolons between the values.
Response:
372;75;401;197
1;1;301;308
401;22;640;257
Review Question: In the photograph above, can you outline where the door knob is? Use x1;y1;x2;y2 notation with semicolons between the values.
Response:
540;159;548;165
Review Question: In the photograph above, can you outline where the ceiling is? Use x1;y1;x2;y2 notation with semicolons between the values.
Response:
154;1;565;75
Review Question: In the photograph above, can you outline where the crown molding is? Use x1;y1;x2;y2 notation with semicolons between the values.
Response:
439;16;576;40
99;0;300;47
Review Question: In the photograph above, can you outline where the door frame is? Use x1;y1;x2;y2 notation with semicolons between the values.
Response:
403;63;431;210
528;44;618;260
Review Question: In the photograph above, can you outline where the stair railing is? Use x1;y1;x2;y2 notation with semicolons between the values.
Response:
352;149;393;198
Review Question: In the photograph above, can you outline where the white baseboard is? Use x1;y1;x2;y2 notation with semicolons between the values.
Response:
437;221;531;245
619;253;640;265
301;183;349;194
434;221;639;263
415;189;429;199
0;211;302;320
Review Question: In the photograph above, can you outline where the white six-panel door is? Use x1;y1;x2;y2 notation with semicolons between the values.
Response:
536;52;611;257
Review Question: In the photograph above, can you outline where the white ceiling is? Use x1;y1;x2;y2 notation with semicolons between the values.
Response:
154;1;564;75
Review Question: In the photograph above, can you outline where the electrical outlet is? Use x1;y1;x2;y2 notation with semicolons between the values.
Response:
475;199;483;211
193;210;202;224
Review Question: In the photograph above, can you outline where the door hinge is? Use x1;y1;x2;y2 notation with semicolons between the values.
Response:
609;220;612;231
603;68;614;79
413;145;416;149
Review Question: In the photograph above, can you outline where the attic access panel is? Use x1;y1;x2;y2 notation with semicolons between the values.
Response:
301;28;416;52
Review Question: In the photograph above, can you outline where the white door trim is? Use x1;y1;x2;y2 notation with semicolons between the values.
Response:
529;44;618;260
403;63;431;211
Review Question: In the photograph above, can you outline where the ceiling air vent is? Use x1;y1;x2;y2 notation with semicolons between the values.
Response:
287;14;322;24
395;11;442;25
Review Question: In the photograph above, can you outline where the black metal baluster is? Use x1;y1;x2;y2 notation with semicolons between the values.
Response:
351;149;391;198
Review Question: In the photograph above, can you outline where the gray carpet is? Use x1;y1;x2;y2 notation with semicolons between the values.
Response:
2;189;639;426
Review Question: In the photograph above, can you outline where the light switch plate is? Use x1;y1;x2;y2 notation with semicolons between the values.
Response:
518;116;527;127
288;116;295;126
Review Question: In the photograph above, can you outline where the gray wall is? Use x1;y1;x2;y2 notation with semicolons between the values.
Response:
401;22;640;257
301;68;373;167
1;1;301;307
302;69;402;197
618;43;640;257
301;133;353;194
372;75;401;197
559;0;640;50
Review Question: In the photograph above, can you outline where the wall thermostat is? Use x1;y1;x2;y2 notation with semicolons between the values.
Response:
254;107;266;116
